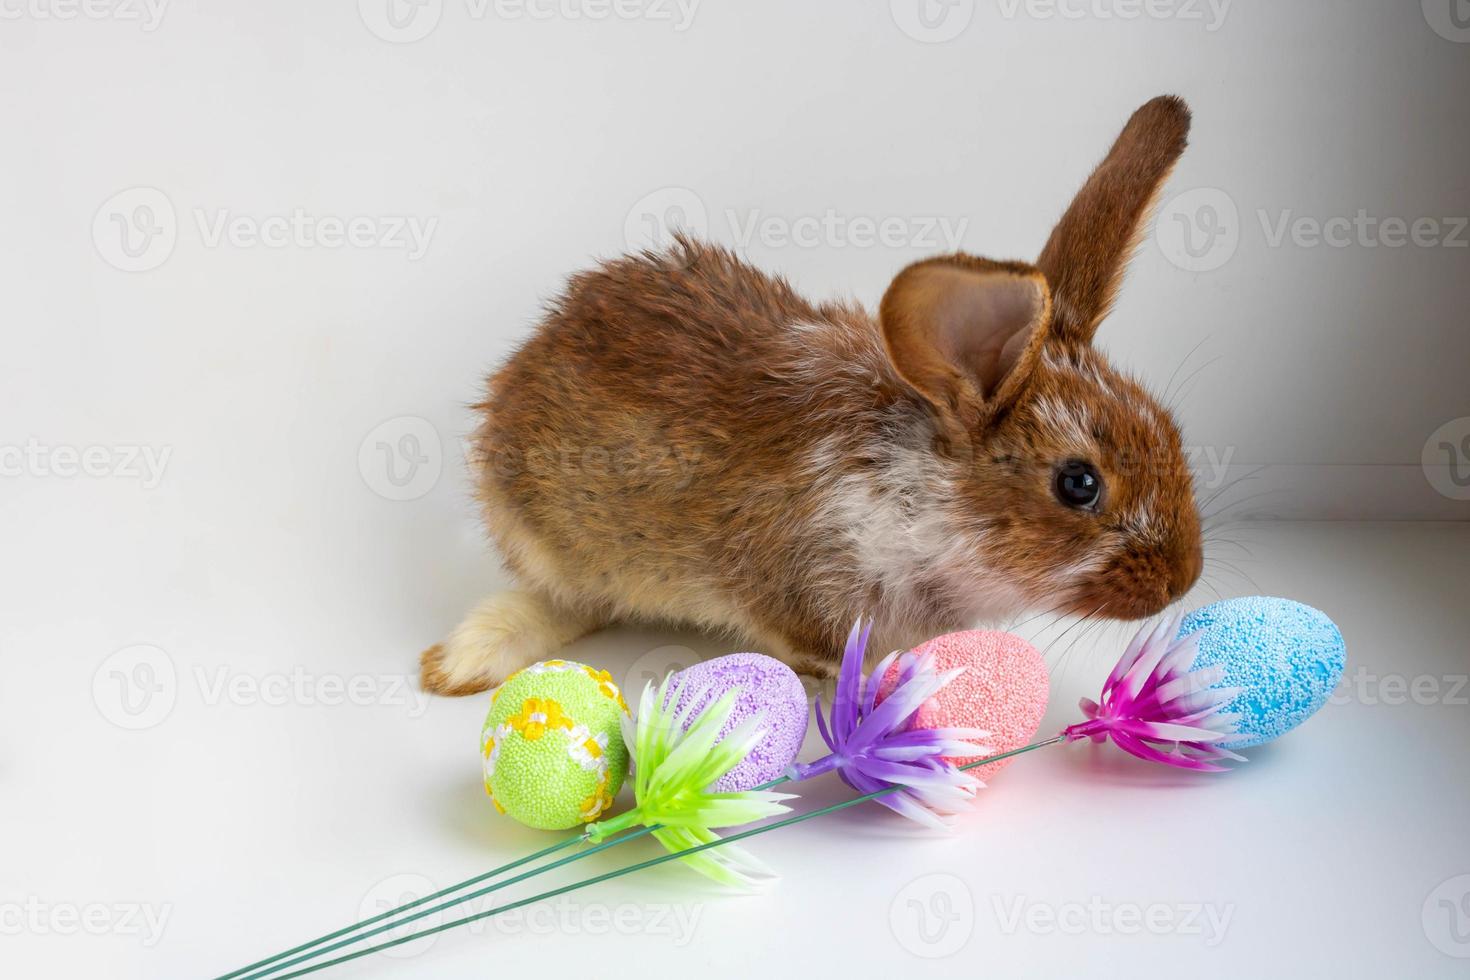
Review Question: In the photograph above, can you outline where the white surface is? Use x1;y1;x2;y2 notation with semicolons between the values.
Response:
4;523;1470;977
5;2;1470;977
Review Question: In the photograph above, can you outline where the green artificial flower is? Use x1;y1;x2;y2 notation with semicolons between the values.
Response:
585;674;795;886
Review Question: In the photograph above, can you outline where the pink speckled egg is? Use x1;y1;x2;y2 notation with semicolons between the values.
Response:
878;630;1049;782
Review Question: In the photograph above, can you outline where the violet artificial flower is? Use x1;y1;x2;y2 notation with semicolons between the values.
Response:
789;620;992;829
1063;612;1246;772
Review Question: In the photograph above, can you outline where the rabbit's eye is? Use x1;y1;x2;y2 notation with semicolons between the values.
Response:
1054;460;1102;511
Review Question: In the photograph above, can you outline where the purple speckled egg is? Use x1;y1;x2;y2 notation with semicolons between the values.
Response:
666;653;809;792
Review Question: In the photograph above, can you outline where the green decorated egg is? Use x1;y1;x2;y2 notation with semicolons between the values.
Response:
481;660;630;830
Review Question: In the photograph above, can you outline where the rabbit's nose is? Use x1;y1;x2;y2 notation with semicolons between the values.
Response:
1168;540;1203;600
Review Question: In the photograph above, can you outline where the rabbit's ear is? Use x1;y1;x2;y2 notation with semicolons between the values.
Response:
880;256;1051;446
1037;95;1191;344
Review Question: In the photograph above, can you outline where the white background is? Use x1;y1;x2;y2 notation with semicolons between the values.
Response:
3;1;1469;978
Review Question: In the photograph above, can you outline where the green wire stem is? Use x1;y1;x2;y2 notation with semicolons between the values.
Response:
252;735;1066;979
215;832;608;980
225;776;792;980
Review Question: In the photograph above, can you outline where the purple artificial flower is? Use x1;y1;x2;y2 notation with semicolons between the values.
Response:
1063;612;1246;772
789;620;992;829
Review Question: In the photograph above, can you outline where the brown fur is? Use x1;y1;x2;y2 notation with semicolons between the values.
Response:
419;644;489;697
1038;95;1192;342
422;95;1203;695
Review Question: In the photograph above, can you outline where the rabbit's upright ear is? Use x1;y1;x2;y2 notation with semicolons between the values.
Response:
1037;95;1191;344
880;256;1051;448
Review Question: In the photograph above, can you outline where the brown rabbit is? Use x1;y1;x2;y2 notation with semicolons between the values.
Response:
421;95;1203;695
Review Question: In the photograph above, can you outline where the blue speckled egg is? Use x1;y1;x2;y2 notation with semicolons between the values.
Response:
1179;596;1345;749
